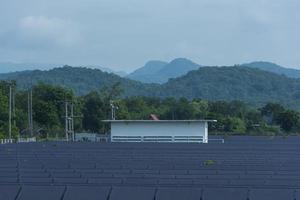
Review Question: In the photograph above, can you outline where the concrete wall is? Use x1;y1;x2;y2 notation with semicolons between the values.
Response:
111;121;208;143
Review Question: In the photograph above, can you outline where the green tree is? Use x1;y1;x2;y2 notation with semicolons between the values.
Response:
276;110;299;132
82;91;107;133
261;103;285;124
224;117;247;134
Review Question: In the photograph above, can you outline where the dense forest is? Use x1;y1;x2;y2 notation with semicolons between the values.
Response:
0;80;299;140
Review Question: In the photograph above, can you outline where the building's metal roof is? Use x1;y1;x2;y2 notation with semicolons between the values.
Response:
102;119;217;123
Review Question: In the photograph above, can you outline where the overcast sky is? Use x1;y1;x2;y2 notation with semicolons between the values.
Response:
0;0;299;72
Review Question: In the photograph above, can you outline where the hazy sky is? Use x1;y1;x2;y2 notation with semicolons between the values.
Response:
0;0;299;72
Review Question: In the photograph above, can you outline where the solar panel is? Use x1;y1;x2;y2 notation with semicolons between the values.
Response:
63;186;110;200
0;177;18;183
2;137;300;199
17;186;65;200
88;178;122;184
53;177;87;184
123;178;158;186
19;173;50;178
156;187;202;200
202;188;248;200
19;177;53;184
230;179;265;186
158;178;193;186
248;188;295;200
109;187;155;200
0;185;20;200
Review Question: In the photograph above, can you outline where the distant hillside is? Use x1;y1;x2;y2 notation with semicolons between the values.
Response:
155;66;300;110
127;58;201;83
2;65;300;110
243;61;300;78
0;62;59;73
84;65;127;77
0;66;157;96
0;62;127;77
127;60;168;83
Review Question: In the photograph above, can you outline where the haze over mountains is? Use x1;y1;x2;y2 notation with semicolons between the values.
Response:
127;58;201;83
1;59;300;110
0;62;127;77
1;58;300;83
127;58;300;83
242;61;300;79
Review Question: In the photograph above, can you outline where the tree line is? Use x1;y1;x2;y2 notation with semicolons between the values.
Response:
0;81;299;139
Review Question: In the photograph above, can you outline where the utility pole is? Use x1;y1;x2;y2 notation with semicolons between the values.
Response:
110;101;118;120
65;101;68;141
12;86;15;127
27;89;33;137
30;89;33;136
64;101;76;141
27;91;30;136
70;102;74;141
8;84;12;139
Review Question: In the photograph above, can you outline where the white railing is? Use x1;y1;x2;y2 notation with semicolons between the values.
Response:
111;135;204;143
18;137;37;143
0;139;15;144
208;138;225;143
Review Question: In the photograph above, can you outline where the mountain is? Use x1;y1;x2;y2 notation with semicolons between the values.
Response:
127;60;168;83
2;65;300;110
0;66;157;96
242;61;300;78
154;66;300;110
0;62;127;77
127;58;201;83
85;65;127;77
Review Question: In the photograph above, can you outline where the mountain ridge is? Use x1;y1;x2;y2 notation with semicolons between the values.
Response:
127;58;201;83
1;65;300;110
242;61;300;78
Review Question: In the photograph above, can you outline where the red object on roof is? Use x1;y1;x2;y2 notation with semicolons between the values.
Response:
149;114;159;120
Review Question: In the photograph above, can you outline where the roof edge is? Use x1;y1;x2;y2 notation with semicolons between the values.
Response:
102;120;217;123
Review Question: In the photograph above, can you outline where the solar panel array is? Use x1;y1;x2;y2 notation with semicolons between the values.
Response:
1;137;300;200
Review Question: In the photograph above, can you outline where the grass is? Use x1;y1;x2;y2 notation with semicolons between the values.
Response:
204;159;215;166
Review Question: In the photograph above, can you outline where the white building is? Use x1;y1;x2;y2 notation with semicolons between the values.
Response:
103;120;216;143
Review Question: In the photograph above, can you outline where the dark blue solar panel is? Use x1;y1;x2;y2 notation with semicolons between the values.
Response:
88;178;122;184
0;185;20;200
156;187;202;200
19;177;53;184
53;177;87;184
248;188;294;200
230;179;265;186
109;187;155;200
0;177;18;183
17;186;65;200
158;178;193;186
1;137;300;199
202;188;248;200
123;178;158;185
63;186;110;200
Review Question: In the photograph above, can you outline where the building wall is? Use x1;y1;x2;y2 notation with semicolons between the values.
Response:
111;121;208;143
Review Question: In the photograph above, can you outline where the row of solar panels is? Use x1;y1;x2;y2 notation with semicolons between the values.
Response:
1;185;299;200
1;139;300;200
2;169;300;178
2;171;300;177
3;177;300;188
